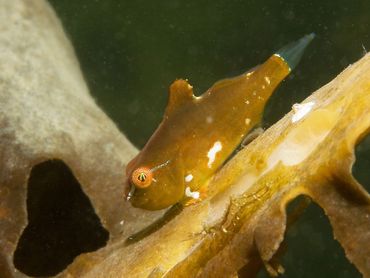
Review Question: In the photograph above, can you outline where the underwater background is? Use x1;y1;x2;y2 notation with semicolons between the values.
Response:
47;1;370;277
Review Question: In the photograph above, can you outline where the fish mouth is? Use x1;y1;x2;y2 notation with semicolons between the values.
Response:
126;183;136;201
123;177;135;200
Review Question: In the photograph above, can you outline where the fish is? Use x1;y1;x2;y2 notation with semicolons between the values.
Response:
125;33;315;211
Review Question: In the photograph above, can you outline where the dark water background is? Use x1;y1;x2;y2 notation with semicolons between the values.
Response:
47;1;370;277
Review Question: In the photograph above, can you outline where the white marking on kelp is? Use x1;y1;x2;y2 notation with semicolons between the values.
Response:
291;101;315;123
270;108;337;166
185;186;200;199
207;141;222;168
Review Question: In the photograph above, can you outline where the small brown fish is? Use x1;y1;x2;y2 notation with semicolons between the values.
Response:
125;34;315;210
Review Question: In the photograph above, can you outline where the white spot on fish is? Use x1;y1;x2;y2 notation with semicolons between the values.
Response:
291;101;315;123
185;187;200;199
245;118;251;125
207;141;222;168
206;116;213;124
185;174;193;182
264;76;271;85
245;100;250;105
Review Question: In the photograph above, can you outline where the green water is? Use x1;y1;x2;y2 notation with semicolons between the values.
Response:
47;1;369;277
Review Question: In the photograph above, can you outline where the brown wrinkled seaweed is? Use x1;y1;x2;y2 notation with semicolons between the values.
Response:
0;1;369;278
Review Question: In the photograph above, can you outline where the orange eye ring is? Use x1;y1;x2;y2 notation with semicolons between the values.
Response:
131;167;153;188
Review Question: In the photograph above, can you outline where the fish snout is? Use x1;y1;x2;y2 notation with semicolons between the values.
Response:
123;175;134;200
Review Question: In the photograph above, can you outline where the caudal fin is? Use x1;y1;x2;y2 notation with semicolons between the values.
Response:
275;33;315;71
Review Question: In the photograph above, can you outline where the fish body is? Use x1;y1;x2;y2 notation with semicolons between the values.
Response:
125;34;315;210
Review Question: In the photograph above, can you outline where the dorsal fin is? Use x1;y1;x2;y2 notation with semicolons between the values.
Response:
165;79;194;115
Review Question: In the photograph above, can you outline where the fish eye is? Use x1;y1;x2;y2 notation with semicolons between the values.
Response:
131;167;153;188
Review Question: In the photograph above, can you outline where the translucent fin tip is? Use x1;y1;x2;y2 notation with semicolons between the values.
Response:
276;33;316;70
